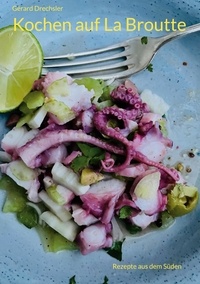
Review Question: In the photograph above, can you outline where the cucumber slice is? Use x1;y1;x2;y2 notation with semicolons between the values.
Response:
38;190;72;222
17;205;39;229
9;160;37;181
46;184;66;205
0;174;27;213
28;106;47;129
51;162;90;195
36;224;78;252
40;211;79;242
44;100;75;125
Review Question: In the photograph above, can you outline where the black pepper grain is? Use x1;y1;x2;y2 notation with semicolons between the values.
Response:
188;152;195;158
186;166;192;173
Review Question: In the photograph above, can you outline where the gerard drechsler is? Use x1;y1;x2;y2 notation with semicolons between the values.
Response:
12;5;63;12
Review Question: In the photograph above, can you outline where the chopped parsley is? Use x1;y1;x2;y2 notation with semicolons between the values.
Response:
70;142;105;172
125;223;142;234
141;36;148;44
105;240;125;261
69;275;76;284
103;276;109;284
119;206;133;219
147;63;153;72
68;275;109;283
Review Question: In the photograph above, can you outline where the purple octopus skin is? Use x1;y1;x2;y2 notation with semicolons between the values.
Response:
17;128;124;168
111;85;150;112
93;85;179;181
80;178;126;224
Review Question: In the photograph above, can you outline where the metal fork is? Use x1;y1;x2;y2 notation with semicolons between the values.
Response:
43;23;200;80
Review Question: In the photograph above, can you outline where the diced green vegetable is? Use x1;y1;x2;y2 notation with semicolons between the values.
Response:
9;160;37;181
44;100;75;124
36;225;78;253
19;102;33;114
0;174;27;213
47;77;69;97
17;205;39;229
101;85;114;101
16;113;33;128
24;91;45;109
95;100;113;109
159;118;168;137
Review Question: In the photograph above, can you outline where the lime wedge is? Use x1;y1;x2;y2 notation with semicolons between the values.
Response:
0;26;43;112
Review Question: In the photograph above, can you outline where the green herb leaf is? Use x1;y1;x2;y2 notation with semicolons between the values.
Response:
77;142;104;158
69;275;76;284
141;36;148;44
125;223;142;234
71;143;106;172
102;276;109;284
119;206;133;219
76;142;92;156
147;63;153;72
105;240;125;261
89;153;105;166
70;156;90;172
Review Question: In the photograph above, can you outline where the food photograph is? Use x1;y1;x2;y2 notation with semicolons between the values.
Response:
0;0;200;283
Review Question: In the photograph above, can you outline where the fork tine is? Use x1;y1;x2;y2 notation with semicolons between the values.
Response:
43;58;131;75
44;50;129;68
42;65;133;80
44;41;125;60
42;38;134;79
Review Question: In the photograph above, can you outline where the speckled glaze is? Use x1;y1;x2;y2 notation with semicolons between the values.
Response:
0;1;200;283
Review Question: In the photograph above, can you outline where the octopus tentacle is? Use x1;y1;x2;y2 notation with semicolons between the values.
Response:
111;85;150;112
17;129;124;168
94;108;133;145
93;85;179;181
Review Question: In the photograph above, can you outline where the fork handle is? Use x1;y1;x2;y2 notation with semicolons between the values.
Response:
157;23;200;46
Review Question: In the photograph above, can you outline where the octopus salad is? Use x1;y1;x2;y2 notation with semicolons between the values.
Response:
0;72;198;259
